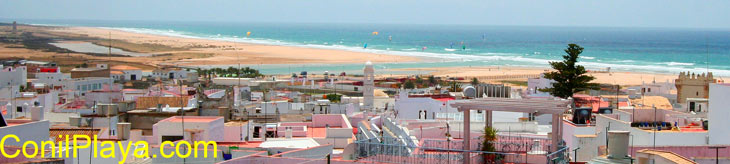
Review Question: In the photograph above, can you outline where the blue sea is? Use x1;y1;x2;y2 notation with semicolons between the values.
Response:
5;19;730;76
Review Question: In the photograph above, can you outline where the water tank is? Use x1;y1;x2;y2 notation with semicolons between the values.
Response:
117;122;131;140
608;131;630;159
463;86;477;98
285;127;293;139
31;106;44;121
628;89;640;99
69;116;82;127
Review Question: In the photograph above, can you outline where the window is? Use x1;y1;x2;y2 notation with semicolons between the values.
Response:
17;107;22;112
647;88;651;92
696;92;699;96
528;113;536;121
161;136;184;142
698;104;702;112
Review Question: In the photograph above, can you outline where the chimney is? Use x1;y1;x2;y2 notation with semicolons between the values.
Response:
30;106;44;121
608;131;631;159
69;116;82;127
100;104;119;116
129;129;143;142
117;122;131;140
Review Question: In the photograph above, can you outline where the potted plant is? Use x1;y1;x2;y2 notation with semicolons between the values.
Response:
481;126;499;163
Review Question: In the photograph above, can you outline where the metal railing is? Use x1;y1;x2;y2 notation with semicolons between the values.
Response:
421;136;553;153
546;146;569;164
354;137;569;164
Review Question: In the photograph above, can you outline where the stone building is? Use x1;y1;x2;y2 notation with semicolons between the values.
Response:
363;61;374;111
12;21;17;33
675;71;715;103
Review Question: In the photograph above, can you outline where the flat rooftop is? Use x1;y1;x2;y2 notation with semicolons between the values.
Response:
160;116;223;123
259;138;320;149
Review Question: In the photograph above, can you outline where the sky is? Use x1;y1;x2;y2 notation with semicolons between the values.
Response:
2;0;729;29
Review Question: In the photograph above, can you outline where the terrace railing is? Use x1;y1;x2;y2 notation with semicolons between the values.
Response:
355;137;569;164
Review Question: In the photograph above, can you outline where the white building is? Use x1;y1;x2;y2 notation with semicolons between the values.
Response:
709;83;730;145
0;65;27;89
33;71;70;88
526;73;554;97
0;107;50;147
638;80;675;96
394;91;454;119
152;67;189;80
66;77;114;95
111;65;143;81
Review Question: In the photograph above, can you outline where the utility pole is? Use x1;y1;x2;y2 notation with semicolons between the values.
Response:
180;80;186;164
611;85;616;111
708;146;725;164
653;105;657;149
89;101;96;164
572;147;580;162
10;79;15;119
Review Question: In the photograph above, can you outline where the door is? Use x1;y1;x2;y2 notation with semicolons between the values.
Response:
253;126;261;138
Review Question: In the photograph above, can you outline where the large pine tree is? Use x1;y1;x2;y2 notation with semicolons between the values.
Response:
541;44;599;98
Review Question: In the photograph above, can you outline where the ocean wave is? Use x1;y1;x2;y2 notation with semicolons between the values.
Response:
663;62;695;66
47;26;730;76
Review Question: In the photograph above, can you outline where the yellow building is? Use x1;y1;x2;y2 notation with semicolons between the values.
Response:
675;72;715;103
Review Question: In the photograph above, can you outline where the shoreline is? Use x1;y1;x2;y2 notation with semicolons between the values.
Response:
2;24;727;86
46;26;425;66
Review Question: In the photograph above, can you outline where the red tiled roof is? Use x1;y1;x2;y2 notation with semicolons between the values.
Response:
49;128;101;142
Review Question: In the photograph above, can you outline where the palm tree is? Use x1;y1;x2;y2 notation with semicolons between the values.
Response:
471;77;479;86
482;126;499;163
449;81;462;92
404;80;416;89
428;76;436;86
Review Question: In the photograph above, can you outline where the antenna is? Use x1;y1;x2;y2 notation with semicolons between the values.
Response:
237;41;241;87
179;79;186;164
109;32;112;65
706;34;710;73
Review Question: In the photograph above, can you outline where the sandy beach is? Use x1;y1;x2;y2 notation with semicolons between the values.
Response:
1;24;724;86
47;27;421;66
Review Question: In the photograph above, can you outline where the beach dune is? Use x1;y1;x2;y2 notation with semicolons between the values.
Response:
49;27;420;66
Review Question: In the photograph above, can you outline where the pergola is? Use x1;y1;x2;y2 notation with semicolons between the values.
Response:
450;97;572;164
